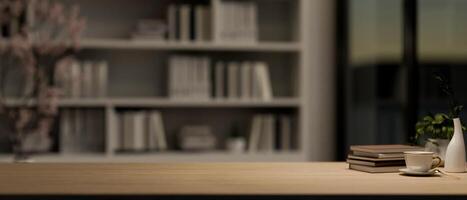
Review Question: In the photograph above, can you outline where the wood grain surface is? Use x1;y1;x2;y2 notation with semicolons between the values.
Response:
0;162;466;195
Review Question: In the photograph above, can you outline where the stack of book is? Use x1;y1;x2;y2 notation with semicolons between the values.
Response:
54;60;108;98
167;4;211;42
213;0;257;43
131;19;167;41
178;125;217;151
118;111;168;152
347;144;424;173
248;114;294;152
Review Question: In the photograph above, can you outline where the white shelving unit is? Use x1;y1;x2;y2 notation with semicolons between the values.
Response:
0;0;312;162
81;39;301;52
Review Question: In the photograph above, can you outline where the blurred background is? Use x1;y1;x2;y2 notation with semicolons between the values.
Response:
0;0;465;162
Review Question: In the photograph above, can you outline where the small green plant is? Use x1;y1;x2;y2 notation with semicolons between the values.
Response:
415;73;465;141
415;113;465;140
433;73;463;118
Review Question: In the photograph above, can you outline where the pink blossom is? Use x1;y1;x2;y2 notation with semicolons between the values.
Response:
36;117;53;136
38;86;60;116
48;2;64;23
15;108;32;131
37;0;50;18
10;0;24;17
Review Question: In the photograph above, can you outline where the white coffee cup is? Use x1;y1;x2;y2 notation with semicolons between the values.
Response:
404;151;442;172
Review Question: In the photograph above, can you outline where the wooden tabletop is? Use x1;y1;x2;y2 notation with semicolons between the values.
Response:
0;162;467;195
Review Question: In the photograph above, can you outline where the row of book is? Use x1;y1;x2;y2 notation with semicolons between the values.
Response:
55;60;108;98
117;111;168;152
213;0;258;43
60;109;106;153
347;144;424;173
168;55;211;99
248;114;294;152
168;55;273;100
215;61;272;100
57;110;296;153
165;4;211;42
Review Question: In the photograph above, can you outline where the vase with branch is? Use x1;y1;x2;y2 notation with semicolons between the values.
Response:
0;0;85;162
430;73;466;172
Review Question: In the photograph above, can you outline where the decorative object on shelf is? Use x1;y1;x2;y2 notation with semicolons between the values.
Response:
0;0;85;162
226;138;246;153
226;124;246;153
415;113;465;163
178;125;217;151
433;73;466;172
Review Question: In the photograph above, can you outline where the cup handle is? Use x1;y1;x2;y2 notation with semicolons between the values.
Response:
432;156;442;169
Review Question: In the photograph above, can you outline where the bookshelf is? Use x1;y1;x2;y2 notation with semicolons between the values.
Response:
80;39;301;52
0;0;316;162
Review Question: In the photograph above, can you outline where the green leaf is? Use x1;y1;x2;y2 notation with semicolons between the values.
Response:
423;116;434;122
433;114;445;124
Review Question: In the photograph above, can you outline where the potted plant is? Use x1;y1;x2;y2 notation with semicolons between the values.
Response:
415;113;464;162
416;73;466;170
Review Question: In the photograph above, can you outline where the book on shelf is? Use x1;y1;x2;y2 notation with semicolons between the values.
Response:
178;125;217;151
56;60;109;99
179;4;191;42
195;5;211;42
248;115;263;152
214;62;225;99
214;61;273;101
118;110;168;152
94;61;108;97
259;114;275;152
82;61;93;97
227;62;240;99
60;109;74;153
248;114;294;152
168;55;211;100
122;111;145;151
240;62;252;99
166;3;211;42
70;60;82;98
60;109;105;153
213;0;257;43
148;111;168;151
279;115;292;151
253;62;273;100
169;56;273;101
167;4;178;41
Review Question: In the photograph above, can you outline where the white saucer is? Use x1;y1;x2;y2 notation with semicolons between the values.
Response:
399;168;437;176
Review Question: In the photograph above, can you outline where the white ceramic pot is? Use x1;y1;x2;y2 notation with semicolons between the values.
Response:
226;138;246;153
425;138;449;162
444;118;466;173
